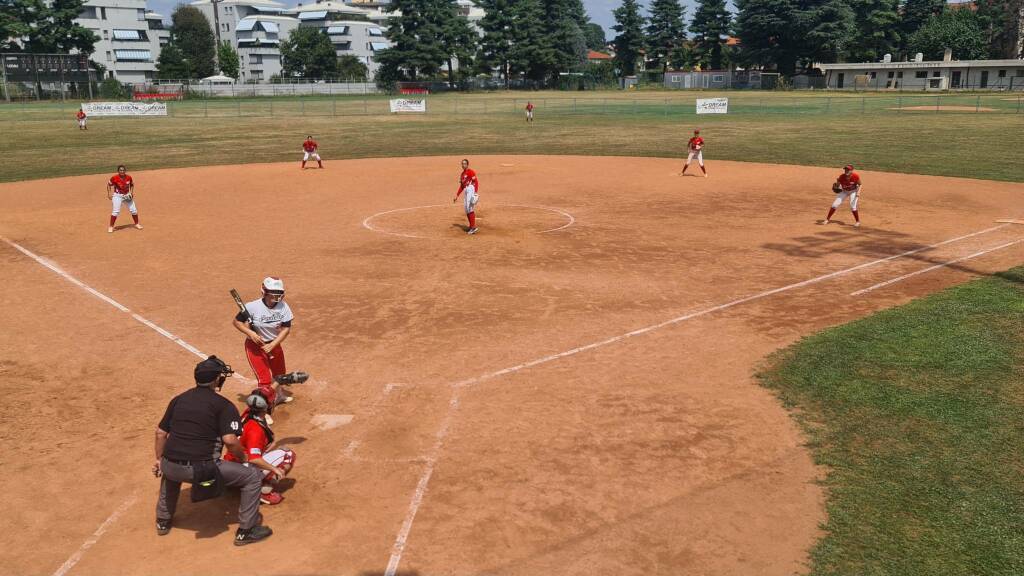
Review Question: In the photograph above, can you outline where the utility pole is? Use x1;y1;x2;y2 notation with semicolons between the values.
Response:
211;0;223;73
1;54;10;103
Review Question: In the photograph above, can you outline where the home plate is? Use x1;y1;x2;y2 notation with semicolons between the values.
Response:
311;414;354;430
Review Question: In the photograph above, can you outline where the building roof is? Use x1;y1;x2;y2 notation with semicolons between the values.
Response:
291;1;373;15
820;58;1024;70
587;50;611;60
190;0;286;7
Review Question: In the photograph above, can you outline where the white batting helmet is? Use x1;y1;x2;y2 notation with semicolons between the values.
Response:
262;276;285;293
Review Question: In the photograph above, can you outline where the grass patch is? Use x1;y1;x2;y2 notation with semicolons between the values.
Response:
1;92;1022;183
758;266;1024;576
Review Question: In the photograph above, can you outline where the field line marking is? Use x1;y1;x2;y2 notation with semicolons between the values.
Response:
51;492;138;576
383;223;1009;574
2;236;251;382
850;238;1024;296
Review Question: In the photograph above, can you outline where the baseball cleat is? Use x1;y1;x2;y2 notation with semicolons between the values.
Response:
107;226;114;233
260;491;284;505
818;220;831;225
134;224;143;230
704;173;708;178
467;227;478;235
156;519;171;536
854;221;861;227
274;371;309;385
234;525;273;546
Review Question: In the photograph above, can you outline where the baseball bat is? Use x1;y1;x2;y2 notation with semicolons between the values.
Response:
231;288;275;360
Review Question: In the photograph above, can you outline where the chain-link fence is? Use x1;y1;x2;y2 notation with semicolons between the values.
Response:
1;93;1022;121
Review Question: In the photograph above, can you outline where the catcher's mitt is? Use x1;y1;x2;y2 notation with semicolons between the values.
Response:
831;182;842;194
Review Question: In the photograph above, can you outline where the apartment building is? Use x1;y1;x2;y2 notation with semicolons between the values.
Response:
75;0;170;82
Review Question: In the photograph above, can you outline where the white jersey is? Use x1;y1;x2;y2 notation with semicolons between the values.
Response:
243;299;294;343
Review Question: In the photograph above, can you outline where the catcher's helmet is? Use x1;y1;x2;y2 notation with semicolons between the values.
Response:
246;389;271;412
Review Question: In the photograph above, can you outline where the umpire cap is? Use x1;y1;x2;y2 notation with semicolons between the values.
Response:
195;355;233;386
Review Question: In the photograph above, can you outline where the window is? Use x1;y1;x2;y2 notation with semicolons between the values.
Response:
333;41;352;49
671;76;680;83
897;71;903;78
932;70;940;77
113;29;148;41
137;8;145;21
114;49;153;61
887;71;894;78
712;74;724;82
998;69;1006;77
915;71;927;78
1017;70;1024;77
250;54;262;65
327;25;349;35
100;7;106;19
103;29;109;39
368;27;384;36
78;7;97;19
870;71;876;79
106;51;112;62
369;42;388;51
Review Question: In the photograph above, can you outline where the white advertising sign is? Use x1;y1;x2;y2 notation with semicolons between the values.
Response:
82;102;168;116
389;98;426;113
696;97;728;114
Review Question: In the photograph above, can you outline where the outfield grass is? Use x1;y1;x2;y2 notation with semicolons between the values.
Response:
1;92;1022;183
758;267;1024;576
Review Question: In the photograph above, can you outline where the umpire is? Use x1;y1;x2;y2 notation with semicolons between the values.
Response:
153;355;272;546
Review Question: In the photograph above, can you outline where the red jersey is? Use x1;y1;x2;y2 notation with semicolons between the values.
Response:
459;168;478;192
837;172;861;191
222;415;270;463
303;140;318;152
109;174;132;194
688;136;704;150
526;103;534;111
76;110;86;120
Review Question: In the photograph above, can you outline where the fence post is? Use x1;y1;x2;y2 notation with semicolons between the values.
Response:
861;97;865;114
204;97;208;117
301;98;304;115
270;99;273;116
483;99;487;114
1018;96;1022;114
333;98;336;116
363;98;367;115
573;97;577;113
825;97;830;113
665;98;668;116
897;96;901;111
975;94;980;112
936;95;940;112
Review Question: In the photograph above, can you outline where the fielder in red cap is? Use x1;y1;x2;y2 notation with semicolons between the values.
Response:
680;129;707;177
821;164;862;227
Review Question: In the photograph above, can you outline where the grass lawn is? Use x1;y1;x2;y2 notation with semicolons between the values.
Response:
1;90;1022;183
758;266;1024;576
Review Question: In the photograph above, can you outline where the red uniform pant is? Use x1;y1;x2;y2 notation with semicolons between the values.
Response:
244;339;286;405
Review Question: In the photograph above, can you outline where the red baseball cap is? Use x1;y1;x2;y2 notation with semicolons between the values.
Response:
844;164;854;170
694;128;701;133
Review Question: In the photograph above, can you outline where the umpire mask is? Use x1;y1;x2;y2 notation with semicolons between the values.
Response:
195;355;234;389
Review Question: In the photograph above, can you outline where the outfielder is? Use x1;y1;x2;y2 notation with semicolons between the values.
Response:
821;164;862;227
233;277;295;408
680;129;707;177
106;165;142;233
453;159;479;235
222;389;296;506
525;101;534;122
301;136;323;169
76;109;88;130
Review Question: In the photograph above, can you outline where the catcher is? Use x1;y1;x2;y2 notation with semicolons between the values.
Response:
106;164;143;233
680;129;707;177
820;164;862;227
222;389;296;505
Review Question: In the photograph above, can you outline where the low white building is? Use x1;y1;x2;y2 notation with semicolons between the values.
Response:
820;52;1024;91
74;0;170;82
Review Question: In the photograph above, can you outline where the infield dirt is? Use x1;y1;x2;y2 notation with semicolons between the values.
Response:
2;156;1022;576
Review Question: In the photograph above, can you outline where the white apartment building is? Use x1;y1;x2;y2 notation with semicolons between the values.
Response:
74;0;170;82
292;1;390;76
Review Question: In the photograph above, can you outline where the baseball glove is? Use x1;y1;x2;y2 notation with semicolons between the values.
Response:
832;183;842;194
122;192;134;202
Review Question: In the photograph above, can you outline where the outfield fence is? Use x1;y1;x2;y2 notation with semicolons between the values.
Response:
1;93;1022;121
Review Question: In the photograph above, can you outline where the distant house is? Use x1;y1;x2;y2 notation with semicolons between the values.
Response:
587;50;612;63
820;51;1024;90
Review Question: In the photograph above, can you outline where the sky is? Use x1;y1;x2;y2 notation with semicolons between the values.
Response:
147;0;702;37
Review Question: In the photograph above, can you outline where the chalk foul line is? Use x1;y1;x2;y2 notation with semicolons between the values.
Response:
51;492;138;576
383;222;1011;575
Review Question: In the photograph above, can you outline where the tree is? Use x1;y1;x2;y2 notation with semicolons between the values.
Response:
908;9;989;61
156;42;189;79
544;0;588;82
280;27;339;78
171;6;216;78
583;22;607;50
612;0;645;76
477;0;517;86
846;0;901;62
900;0;945;46
646;0;687;72
0;0;43;51
376;0;447;81
975;0;1024;58
805;0;856;63
217;41;239;79
16;0;97;54
438;0;478;87
735;0;849;75
337;55;369;80
690;0;733;70
510;0;552;83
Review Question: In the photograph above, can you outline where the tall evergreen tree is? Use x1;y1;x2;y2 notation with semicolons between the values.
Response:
510;0;552;83
217;41;239;79
975;0;1024;58
690;0;733;70
22;0;97;54
847;0;901;61
899;0;945;45
438;0;478;86
0;0;44;51
376;0;447;81
477;0;516;86
612;0;646;76
805;0;856;62
171;6;216;78
646;0;687;72
908;8;989;60
544;0;588;82
280;27;339;78
156;43;189;79
735;0;802;75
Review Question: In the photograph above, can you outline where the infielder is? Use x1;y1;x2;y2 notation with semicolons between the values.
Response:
233;277;295;408
525;101;534;122
222;389;296;506
453;159;479;235
821;164;862;227
76;109;88;130
301;136;323;169
106;165;142;233
681;129;707;177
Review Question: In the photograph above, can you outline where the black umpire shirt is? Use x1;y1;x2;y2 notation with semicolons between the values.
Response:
158;386;242;461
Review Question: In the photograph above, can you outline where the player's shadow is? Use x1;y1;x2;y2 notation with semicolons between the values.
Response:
359;572;420;576
164;489;245;539
112;224;138;231
451;223;470;232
